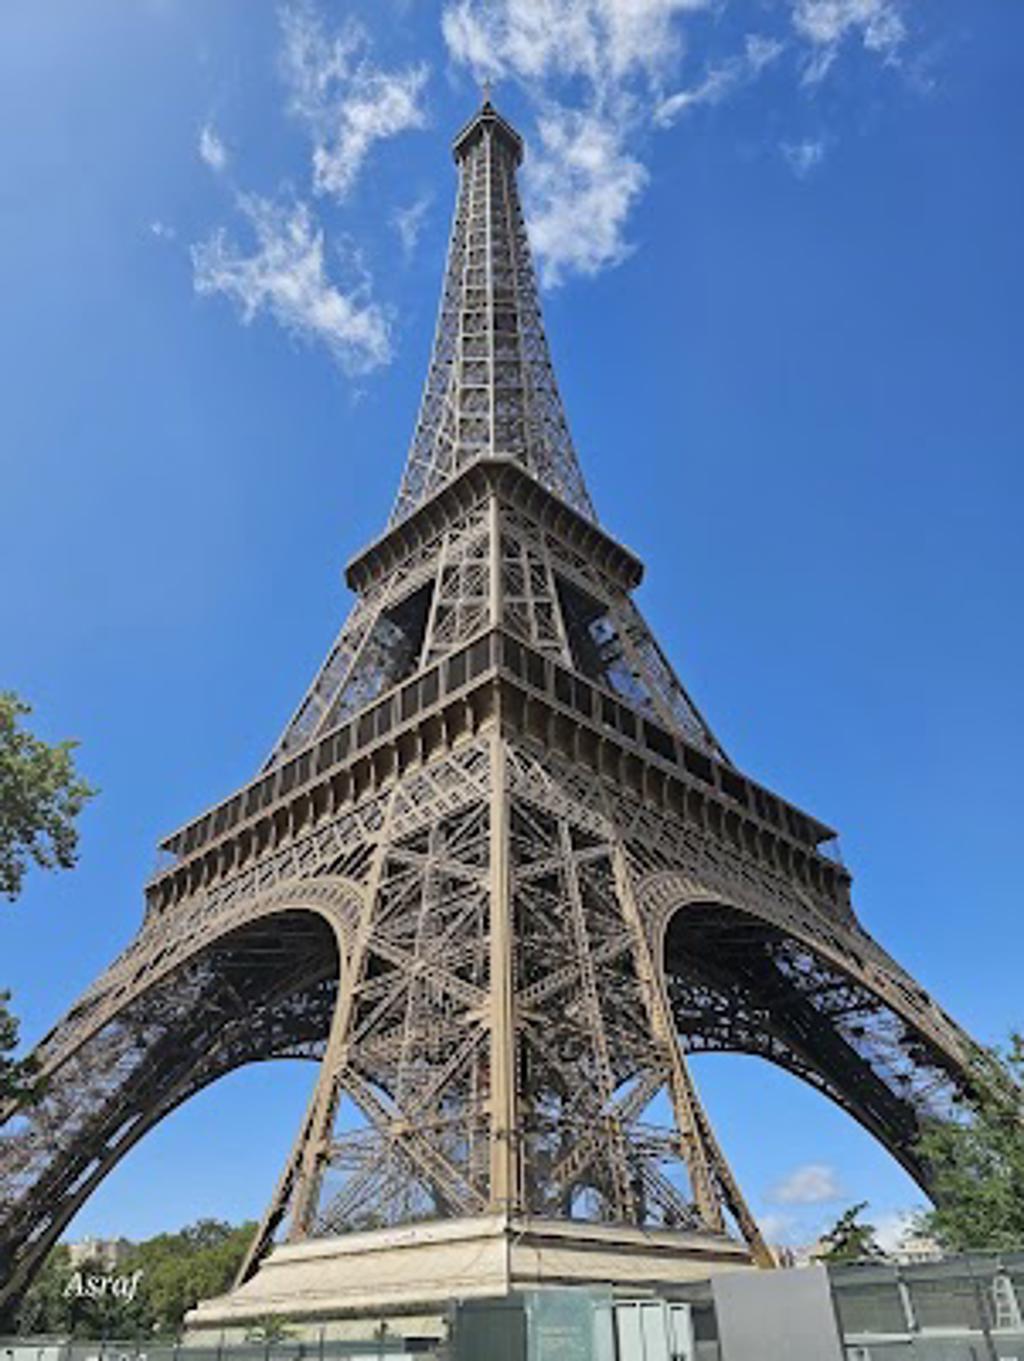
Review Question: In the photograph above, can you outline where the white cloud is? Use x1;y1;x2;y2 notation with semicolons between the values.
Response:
768;1162;844;1205
525;105;647;287
874;1208;917;1253
656;32;783;125
792;0;906;84
392;193;432;257
781;136;826;177
442;0;709;87
441;5;815;286
758;1212;797;1244
149;220;177;241
198;123;229;172
192;195;391;374
280;3;428;201
442;1;711;285
434;1;923;283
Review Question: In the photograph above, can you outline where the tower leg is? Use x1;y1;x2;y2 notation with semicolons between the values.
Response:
488;731;520;1213
610;838;773;1265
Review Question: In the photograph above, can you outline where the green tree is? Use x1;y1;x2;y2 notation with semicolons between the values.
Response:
819;1202;884;1262
127;1220;256;1336
1;989;38;1105
1;689;96;1104
246;1315;295;1344
15;1220;257;1338
916;1032;1024;1251
15;1248;145;1339
13;1244;73;1335
0;691;96;900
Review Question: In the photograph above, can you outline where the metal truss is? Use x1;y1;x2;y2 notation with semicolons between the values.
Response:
268;483;724;768
1;697;979;1306
389;103;595;528
0;99;986;1318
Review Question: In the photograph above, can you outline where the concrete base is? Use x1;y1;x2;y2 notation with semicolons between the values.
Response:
185;1215;751;1343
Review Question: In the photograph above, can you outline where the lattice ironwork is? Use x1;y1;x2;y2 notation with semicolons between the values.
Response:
0;100;984;1318
391;102;596;527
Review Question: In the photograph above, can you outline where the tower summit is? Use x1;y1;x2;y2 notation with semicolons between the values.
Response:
1;102;980;1330
392;94;595;526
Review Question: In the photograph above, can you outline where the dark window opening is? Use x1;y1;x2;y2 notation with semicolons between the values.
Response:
643;720;676;762
554;574;659;720
420;669;439;707
332;579;435;726
379;579;434;687
502;636;524;677
448;649;468;690
554;575;614;684
719;768;748;807
524;648;546;691
682;744;713;784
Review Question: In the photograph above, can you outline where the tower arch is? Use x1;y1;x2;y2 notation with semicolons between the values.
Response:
0;883;360;1309
654;888;972;1192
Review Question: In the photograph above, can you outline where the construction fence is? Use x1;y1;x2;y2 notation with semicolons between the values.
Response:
5;1250;1024;1361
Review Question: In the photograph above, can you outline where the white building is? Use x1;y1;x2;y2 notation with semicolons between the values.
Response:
889;1231;943;1264
66;1237;131;1270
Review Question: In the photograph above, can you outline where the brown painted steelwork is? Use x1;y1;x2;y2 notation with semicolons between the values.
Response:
0;100;980;1314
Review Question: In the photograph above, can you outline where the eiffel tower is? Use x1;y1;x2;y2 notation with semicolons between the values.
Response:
1;100;978;1325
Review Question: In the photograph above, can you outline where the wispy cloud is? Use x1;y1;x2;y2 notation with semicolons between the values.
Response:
656;33;784;125
280;3;428;201
757;1211;797;1244
874;1208;918;1253
781;136;827;177
442;0;702;87
526;106;648;287
392;193;432;257
198;123;229;172
192;195;391;375
149;220;177;241
768;1162;844;1205
442;0;918;286
442;0;711;286
792;0;906;84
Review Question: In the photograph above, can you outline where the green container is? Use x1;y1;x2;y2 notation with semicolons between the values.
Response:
452;1289;614;1361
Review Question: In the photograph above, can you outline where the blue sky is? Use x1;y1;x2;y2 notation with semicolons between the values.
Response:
1;0;1022;1253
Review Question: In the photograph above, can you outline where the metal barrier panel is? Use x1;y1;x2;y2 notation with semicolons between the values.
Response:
667;1305;695;1361
1;1343;434;1361
612;1301;673;1361
526;1290;605;1361
452;1289;613;1361
0;1346;66;1361
452;1297;526;1361
711;1265;843;1361
907;1341;989;1360
831;1265;910;1335
903;1262;990;1331
844;1344;914;1360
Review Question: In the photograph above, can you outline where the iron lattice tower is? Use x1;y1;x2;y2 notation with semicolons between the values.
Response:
0;102;979;1310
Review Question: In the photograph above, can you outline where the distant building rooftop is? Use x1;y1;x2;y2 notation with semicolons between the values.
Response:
66;1237;132;1270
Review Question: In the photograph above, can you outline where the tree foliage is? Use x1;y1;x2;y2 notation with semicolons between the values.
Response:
917;1032;1024;1252
819;1201;884;1262
1;689;96;1104
15;1220;256;1338
0;690;96;900
0;989;39;1106
246;1315;295;1344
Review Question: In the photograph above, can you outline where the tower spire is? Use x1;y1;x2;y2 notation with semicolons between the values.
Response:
391;100;597;526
